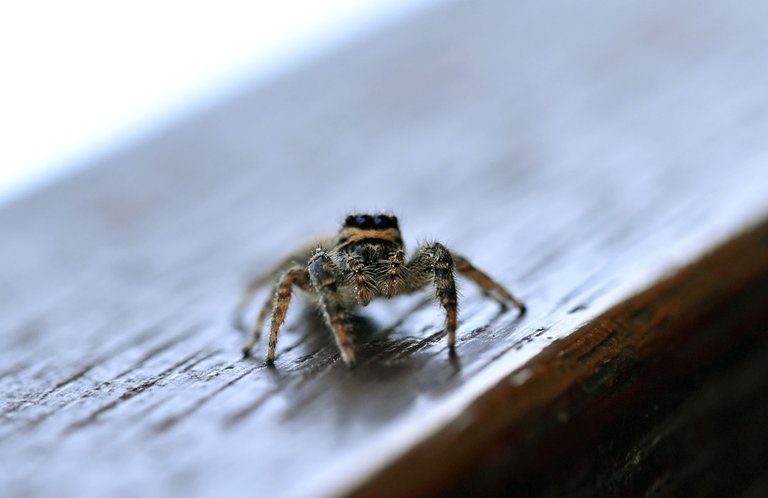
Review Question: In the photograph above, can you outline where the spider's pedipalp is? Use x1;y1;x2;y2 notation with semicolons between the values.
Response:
380;248;406;297
344;252;375;306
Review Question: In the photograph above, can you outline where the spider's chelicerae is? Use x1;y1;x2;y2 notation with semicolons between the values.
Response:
236;213;525;367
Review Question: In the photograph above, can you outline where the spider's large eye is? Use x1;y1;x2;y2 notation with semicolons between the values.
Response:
355;215;368;226
372;215;383;227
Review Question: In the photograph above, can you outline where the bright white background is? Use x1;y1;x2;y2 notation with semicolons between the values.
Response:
0;0;438;206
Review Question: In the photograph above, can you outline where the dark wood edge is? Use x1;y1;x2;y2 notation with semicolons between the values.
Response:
346;217;768;497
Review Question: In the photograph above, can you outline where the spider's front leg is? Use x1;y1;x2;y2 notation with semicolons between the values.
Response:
308;252;356;366
242;266;310;363
407;243;459;350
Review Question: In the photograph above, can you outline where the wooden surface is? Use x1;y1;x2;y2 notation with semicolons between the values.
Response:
2;0;768;497
357;219;768;497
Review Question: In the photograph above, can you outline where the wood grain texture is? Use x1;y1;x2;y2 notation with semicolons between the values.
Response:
2;0;768;497
354;219;768;497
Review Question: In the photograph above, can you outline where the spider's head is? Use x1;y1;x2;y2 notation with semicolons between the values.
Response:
340;213;402;245
343;213;399;230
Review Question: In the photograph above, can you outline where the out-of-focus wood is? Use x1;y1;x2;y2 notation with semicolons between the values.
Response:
2;0;768;497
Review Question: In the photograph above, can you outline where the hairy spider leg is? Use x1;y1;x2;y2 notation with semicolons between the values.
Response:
232;272;274;332
242;267;310;362
309;252;356;366
452;253;527;314
234;238;333;333
407;243;459;349
250;285;278;343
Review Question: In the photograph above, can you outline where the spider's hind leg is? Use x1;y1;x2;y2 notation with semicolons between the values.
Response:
242;266;310;363
452;253;526;314
233;235;335;333
232;272;274;332
241;288;277;355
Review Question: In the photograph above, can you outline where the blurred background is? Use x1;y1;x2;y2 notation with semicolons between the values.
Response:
0;0;439;207
3;1;768;497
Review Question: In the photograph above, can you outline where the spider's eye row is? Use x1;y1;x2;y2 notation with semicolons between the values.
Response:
345;214;399;229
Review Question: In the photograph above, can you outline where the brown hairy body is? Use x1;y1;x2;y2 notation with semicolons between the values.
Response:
235;213;525;367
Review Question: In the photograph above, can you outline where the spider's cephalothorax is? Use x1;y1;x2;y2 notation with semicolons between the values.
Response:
236;213;525;367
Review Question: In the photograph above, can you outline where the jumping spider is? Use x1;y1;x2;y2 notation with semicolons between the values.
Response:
236;213;525;367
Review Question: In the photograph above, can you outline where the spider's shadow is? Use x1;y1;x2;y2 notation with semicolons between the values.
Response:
274;298;522;369
289;305;388;358
250;301;527;426
265;304;457;423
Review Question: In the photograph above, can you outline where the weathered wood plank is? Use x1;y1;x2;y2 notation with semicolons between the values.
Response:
353;218;768;496
2;0;768;496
